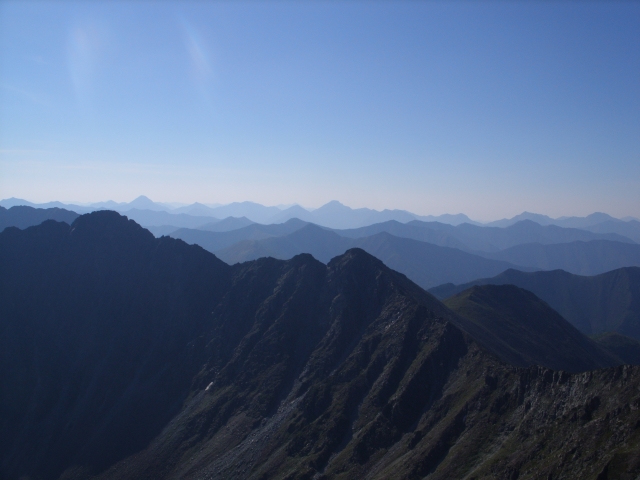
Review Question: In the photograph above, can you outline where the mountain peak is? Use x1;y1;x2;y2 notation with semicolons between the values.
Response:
70;210;154;244
327;246;385;271
131;195;153;202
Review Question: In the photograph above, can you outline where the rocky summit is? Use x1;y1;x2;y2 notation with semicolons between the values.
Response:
1;211;639;479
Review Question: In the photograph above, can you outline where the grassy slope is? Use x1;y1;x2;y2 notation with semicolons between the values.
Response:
444;284;621;372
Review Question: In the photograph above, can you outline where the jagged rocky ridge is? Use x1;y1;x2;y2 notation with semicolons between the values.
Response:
1;212;639;479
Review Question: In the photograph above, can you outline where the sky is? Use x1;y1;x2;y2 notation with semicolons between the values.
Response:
1;1;639;221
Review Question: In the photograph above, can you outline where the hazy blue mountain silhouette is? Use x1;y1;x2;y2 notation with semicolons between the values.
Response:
0;206;79;231
488;211;622;229
429;267;640;340
444;284;621;371
216;224;530;289
584;219;640;243
203;200;481;228
198;216;256;232
120;209;218;229
268;204;317;224
0;197;93;214
125;195;171;212
414;212;479;225
337;218;633;252
481;240;640;275
169;202;220;216
487;211;556;227
169;218;310;253
305;200;419;229
3;212;640;479
555;212;622;229
204;201;284;223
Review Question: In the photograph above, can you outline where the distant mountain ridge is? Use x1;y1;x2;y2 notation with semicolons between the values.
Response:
480;239;640;275
0;197;511;229
4;196;639;238
336;218;634;252
429;267;640;340
213;224;531;289
488;210;639;228
0;205;79;231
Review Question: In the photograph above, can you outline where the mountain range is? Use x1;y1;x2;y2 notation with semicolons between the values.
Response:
2;212;640;479
4;206;640;291
336;218;634;252
0;197;476;229
479;240;640;276
0;205;79;231
214;224;530;289
4;196;639;232
487;210;640;228
430;267;640;340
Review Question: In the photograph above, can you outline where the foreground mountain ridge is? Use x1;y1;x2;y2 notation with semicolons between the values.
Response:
1;212;639;479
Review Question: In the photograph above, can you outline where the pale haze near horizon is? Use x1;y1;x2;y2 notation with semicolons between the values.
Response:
1;1;638;222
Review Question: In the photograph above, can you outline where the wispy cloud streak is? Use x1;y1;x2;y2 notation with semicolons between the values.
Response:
66;22;107;105
180;18;214;100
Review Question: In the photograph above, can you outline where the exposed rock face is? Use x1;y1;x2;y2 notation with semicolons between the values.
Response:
1;212;639;479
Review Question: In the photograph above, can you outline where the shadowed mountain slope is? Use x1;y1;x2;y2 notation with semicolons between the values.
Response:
0;205;79;231
2;213;640;480
592;333;640;365
430;267;640;340
444;285;621;372
481;240;640;275
216;224;527;289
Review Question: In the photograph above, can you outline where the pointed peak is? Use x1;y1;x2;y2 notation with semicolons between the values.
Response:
327;247;385;271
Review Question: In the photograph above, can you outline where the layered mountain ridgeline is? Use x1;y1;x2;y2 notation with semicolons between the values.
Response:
1;197;475;229
214;224;528;289
159;218;640;291
584;219;640;243
480;240;640;275
166;218;311;253
161;217;634;255
443;285;621;372
487;211;624;229
2;212;640;480
116;208;220;229
0;205;79;231
430;267;640;340
337;218;635;253
198;216;256;232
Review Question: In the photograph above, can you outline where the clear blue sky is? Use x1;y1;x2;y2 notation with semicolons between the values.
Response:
1;1;638;221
